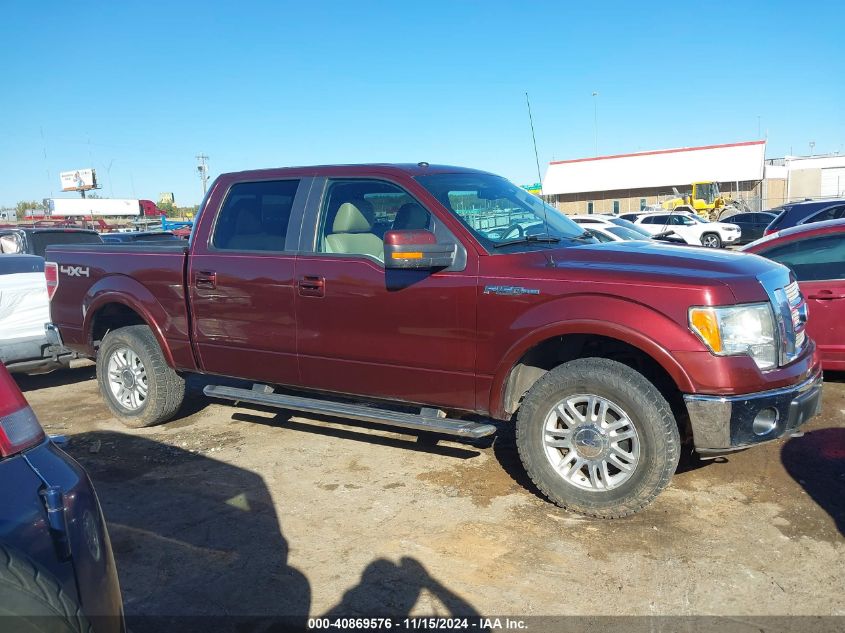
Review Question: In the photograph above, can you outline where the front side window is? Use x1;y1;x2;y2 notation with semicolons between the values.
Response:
416;173;588;252
317;179;431;262
213;180;299;251
760;234;845;281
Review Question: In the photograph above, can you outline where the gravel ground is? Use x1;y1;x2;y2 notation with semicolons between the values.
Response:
14;364;845;631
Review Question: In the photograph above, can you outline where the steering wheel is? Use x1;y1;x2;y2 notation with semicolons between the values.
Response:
503;223;525;240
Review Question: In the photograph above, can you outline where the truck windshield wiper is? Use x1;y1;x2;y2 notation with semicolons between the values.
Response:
493;235;562;248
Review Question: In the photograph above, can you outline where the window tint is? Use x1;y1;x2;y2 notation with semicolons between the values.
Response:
587;229;613;242
808;205;845;224
317;179;430;261
213;180;298;251
761;234;845;281
607;226;647;240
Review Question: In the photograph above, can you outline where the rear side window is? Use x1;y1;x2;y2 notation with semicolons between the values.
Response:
807;204;845;225
760;234;845;281
212;180;299;251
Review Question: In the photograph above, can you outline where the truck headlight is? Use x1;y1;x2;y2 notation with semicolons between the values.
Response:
689;303;777;370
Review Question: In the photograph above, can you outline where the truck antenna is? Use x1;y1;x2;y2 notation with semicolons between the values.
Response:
525;92;551;244
525;92;544;194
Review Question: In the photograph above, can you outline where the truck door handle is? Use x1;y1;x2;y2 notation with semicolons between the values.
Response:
807;290;845;300
195;270;217;289
298;275;325;297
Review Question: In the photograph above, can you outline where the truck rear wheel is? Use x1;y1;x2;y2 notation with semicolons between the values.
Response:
96;325;185;428
515;358;680;518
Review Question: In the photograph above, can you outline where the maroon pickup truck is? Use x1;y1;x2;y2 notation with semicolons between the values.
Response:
45;164;822;518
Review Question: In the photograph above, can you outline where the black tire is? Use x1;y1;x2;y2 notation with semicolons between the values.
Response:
515;358;680;519
0;545;91;632
96;324;185;428
701;232;722;248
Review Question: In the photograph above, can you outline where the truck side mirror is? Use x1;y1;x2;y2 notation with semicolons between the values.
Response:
383;230;456;269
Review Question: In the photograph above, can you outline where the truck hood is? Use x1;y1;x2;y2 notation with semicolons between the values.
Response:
512;240;781;293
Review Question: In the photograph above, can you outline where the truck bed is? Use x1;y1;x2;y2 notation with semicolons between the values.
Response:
46;242;195;370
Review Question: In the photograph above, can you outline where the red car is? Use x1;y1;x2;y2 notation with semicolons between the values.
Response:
742;218;845;370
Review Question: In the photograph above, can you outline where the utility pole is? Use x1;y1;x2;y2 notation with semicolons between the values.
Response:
196;154;209;196
592;92;599;156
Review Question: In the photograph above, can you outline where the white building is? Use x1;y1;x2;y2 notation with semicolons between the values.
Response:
542;140;845;215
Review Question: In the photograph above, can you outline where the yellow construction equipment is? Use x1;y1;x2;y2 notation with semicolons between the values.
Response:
661;182;729;219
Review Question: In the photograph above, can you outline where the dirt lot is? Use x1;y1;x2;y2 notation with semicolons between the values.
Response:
14;365;845;629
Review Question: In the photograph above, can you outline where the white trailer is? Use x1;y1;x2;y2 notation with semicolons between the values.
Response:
47;198;141;217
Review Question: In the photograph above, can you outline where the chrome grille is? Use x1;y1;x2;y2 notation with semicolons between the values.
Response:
758;269;807;367
785;281;801;305
785;280;806;349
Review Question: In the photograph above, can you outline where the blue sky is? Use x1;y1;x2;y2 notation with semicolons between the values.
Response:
1;1;843;208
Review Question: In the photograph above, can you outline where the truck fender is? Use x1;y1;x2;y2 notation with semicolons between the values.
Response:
81;276;176;367
488;296;698;418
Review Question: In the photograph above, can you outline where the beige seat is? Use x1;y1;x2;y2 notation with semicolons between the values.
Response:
325;201;384;260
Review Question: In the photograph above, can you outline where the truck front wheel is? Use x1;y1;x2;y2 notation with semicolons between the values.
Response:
96;325;185;428
515;358;680;518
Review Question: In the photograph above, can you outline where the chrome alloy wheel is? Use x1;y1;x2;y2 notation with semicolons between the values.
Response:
701;234;720;248
542;394;640;491
106;346;148;411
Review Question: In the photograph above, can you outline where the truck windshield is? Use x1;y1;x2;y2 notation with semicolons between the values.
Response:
416;173;588;251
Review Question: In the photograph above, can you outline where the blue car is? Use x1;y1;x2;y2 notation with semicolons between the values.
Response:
765;198;845;235
0;364;123;632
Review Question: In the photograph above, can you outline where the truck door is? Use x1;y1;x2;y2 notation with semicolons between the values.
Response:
188;177;314;385
294;177;478;411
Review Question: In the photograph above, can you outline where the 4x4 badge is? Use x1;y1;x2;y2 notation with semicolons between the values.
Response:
60;265;90;278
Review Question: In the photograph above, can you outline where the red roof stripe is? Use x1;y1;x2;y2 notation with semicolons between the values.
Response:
549;140;766;165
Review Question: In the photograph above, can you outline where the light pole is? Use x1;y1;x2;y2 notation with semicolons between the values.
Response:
592;92;599;156
196;154;209;196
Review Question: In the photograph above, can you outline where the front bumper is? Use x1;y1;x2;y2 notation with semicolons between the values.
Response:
683;369;823;453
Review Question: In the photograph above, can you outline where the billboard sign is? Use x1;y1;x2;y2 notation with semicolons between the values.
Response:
59;168;97;192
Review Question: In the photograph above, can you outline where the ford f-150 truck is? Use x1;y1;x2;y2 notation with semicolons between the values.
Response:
45;164;823;518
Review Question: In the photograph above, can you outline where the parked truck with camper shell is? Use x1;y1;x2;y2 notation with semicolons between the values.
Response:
45;164;822;518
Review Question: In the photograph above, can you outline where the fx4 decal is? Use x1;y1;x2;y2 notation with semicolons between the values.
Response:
483;285;540;296
60;265;90;278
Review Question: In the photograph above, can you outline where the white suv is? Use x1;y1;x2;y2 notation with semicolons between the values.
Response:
632;212;741;248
